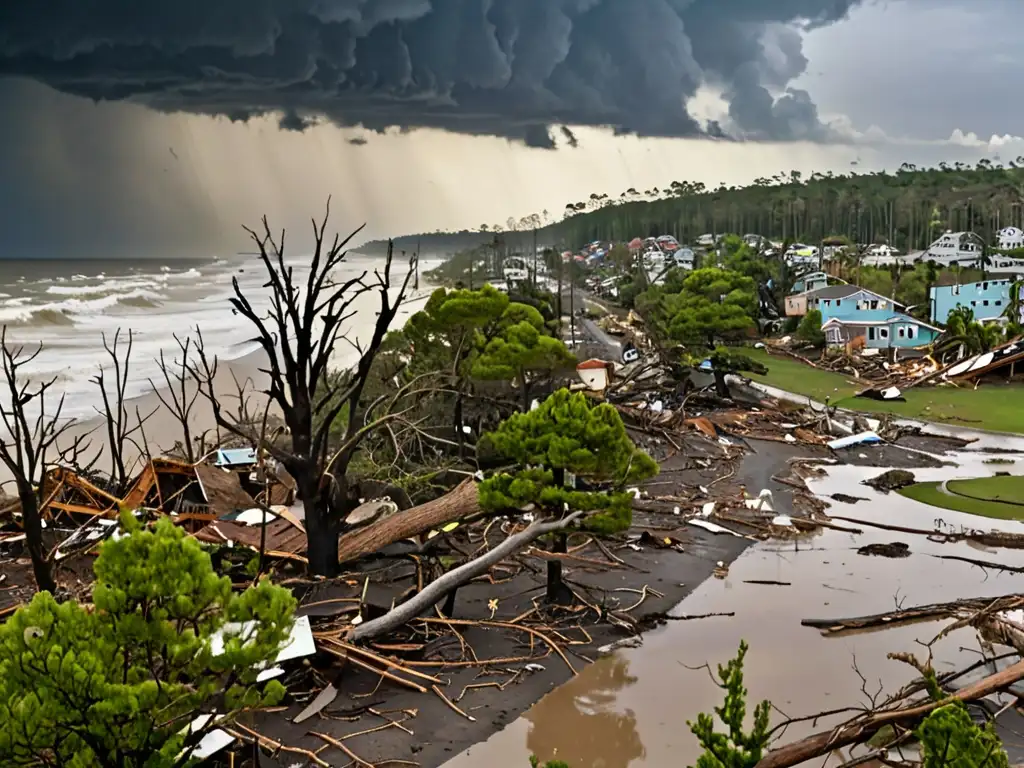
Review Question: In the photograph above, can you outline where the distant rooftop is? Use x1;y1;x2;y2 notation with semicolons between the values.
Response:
806;284;862;299
214;448;257;467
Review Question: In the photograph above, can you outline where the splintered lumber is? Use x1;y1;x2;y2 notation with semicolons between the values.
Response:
336;479;479;565
801;593;1024;635
350;511;584;642
754;658;1024;768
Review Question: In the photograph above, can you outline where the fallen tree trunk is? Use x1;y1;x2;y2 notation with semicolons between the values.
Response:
755;658;1024;768
828;514;1024;550
336;479;479;564
802;593;1024;635
351;512;584;642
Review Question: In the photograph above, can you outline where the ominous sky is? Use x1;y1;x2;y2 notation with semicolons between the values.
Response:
0;0;1022;259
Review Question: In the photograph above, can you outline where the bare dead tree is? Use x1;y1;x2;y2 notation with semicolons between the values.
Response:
150;334;204;462
0;331;89;593
91;329;156;494
189;201;414;576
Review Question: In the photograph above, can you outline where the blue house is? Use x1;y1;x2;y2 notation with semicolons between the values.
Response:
930;279;1017;325
822;315;942;349
813;285;906;323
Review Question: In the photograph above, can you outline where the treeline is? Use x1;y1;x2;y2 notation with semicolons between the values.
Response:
375;161;1024;259
558;162;1024;251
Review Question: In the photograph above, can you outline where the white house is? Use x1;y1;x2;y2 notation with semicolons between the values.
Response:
861;231;984;268
784;243;819;267
998;227;1024;251
866;244;900;259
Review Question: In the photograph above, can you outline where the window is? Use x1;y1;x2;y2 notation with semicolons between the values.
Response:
983;282;989;290
870;300;879;309
836;299;842;307
898;327;906;338
984;300;990;307
953;285;960;295
879;328;889;339
907;326;916;339
868;327;876;341
996;300;1003;307
971;300;977;306
880;301;888;309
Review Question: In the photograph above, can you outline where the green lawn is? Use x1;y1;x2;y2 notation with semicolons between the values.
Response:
899;478;1024;520
741;348;1024;434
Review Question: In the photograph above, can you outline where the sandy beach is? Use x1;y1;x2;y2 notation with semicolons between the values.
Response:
0;253;439;486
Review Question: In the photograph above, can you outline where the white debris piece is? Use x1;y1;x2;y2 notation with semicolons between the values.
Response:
208;615;316;677
234;507;279;526
688;518;743;537
771;515;793;527
744;489;774;513
179;714;235;761
700;501;716;518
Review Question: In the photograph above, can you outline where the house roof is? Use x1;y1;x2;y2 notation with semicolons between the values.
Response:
806;284;907;307
822;314;943;332
805;285;862;299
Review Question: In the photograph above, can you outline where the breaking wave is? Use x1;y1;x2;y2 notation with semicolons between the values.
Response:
0;290;166;327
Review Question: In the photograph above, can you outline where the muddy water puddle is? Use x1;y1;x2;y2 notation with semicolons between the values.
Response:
445;450;1024;768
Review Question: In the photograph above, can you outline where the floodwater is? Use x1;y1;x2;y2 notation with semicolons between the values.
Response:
445;448;1024;768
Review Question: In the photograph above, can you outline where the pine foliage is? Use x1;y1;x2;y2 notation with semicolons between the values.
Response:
479;388;658;534
0;513;295;767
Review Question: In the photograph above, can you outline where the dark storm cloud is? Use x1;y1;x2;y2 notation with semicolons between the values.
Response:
0;0;864;143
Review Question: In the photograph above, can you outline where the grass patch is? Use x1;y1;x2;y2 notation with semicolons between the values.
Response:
899;481;1024;520
742;348;1024;434
946;475;1024;505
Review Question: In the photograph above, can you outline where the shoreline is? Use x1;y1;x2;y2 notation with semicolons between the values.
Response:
0;285;439;487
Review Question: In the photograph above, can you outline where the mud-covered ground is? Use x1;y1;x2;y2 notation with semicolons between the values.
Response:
249;438;821;768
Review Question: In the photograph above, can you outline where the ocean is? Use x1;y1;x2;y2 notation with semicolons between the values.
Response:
0;253;440;421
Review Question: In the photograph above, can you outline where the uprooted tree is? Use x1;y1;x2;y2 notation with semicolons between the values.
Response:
0;331;88;594
189;202;414;576
0;513;295;767
478;388;658;603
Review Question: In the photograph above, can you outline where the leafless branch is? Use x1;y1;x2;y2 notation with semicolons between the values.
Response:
92;329;155;493
150;334;202;463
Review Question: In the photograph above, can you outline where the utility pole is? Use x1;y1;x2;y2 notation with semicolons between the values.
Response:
532;224;538;287
569;261;576;349
414;237;420;291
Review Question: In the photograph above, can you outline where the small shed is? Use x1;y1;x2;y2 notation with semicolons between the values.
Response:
577;359;615;392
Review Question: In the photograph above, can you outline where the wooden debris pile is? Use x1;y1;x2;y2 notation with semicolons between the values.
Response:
757;593;1024;768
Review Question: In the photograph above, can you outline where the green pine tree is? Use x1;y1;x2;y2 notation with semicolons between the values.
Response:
471;303;576;411
913;667;1008;768
688;640;772;768
0;512;295;767
479;389;658;601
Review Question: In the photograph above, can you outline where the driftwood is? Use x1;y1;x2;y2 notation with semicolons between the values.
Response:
802;594;1024;635
755;658;1024;768
828;514;1024;550
350;511;584;642
337;479;479;564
